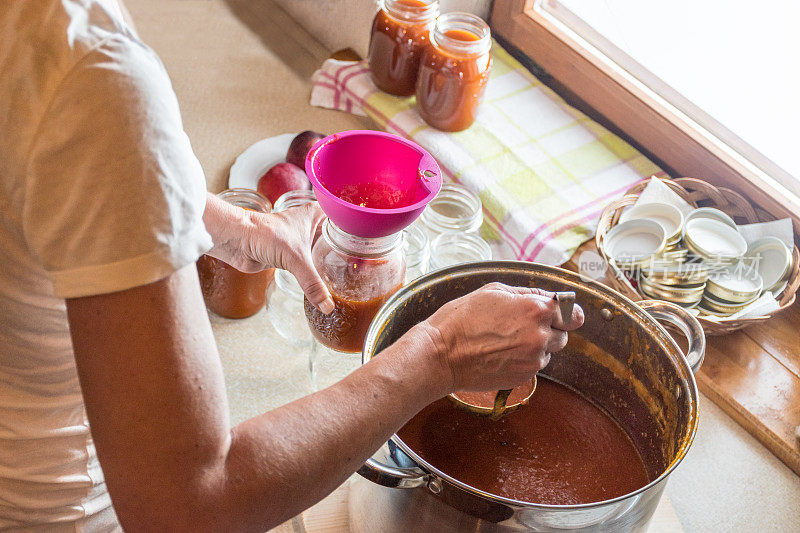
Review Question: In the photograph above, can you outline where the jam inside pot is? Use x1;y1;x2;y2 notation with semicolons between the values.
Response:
416;12;492;132
397;376;650;505
368;0;439;96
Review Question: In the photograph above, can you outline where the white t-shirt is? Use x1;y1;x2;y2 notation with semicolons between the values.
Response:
0;0;213;529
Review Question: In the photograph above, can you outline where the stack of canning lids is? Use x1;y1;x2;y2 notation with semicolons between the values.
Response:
640;261;708;307
699;262;763;316
603;204;796;316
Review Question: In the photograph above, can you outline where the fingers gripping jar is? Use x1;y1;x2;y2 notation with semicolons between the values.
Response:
304;220;405;353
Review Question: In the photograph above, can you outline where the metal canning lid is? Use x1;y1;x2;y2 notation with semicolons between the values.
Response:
620;202;684;243
697;302;735;317
639;276;705;304
684;218;747;262
706;262;763;302
640;275;705;295
643;260;708;284
640;284;704;304
746;236;793;293
702;291;759;312
603;219;666;268
685;207;737;229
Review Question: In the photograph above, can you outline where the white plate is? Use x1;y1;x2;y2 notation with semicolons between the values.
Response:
228;133;297;190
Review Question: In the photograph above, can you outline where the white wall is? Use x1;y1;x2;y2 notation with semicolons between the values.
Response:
274;0;493;58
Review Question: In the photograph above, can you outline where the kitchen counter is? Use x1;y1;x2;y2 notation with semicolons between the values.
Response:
126;1;800;531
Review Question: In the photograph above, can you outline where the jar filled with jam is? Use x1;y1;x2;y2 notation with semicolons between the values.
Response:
368;0;439;96
416;12;492;132
304;219;405;353
197;189;274;319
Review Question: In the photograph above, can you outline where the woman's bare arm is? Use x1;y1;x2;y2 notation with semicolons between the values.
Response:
67;265;581;532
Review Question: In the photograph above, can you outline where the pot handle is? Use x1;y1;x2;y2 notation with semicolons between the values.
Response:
357;457;429;489
638;300;705;374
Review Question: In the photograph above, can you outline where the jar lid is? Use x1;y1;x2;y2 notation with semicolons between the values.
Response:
684;218;746;262
746;236;793;293
685;207;737;229
620;202;684;243
639;275;705;304
602;219;666;269
706;262;763;302
642;262;709;285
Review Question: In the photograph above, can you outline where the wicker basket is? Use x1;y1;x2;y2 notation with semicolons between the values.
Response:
596;177;800;335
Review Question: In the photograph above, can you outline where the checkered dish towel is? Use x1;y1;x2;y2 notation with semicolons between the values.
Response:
311;42;664;264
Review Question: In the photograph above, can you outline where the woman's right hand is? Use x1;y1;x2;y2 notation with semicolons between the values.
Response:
413;282;584;395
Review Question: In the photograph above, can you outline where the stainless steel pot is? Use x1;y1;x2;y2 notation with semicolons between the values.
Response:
350;261;704;532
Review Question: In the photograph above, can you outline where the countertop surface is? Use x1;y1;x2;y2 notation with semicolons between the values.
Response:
126;1;800;531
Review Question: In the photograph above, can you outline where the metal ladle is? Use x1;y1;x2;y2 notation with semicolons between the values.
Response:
448;291;577;420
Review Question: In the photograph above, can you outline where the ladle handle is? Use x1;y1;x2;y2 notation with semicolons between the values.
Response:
639;300;706;374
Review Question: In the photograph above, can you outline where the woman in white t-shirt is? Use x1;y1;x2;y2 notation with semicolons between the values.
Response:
0;1;583;530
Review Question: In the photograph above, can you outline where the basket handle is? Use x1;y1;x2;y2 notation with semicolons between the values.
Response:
639;300;706;374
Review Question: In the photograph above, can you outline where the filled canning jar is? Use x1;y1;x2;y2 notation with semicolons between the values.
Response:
197;189;274;319
416;12;492;131
304;220;405;353
368;0;439;96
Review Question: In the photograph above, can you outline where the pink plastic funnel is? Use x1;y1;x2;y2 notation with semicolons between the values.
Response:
305;130;442;238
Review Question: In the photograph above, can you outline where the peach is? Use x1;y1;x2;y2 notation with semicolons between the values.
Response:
286;130;326;169
257;162;310;205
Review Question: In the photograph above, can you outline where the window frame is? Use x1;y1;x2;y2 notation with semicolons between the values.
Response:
490;0;800;236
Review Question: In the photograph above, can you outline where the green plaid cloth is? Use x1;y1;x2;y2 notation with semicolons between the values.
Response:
311;41;664;263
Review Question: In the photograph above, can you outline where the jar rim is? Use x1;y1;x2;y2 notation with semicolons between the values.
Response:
432;12;491;57
324;219;404;258
218;188;270;213
273;189;317;212
420;183;483;234
383;0;439;24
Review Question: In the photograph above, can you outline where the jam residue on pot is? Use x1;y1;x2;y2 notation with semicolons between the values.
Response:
397;377;650;505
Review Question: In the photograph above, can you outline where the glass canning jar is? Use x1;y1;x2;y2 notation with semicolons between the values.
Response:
304;220;405;353
368;0;439;96
418;183;483;242
416;12;492;131
265;190;317;347
403;223;430;283
197;189;274;319
428;231;492;271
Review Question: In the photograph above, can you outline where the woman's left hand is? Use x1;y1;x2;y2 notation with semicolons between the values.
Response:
203;193;334;314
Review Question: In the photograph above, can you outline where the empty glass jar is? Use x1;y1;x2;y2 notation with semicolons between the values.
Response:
418;183;483;240
265;190;317;347
428;231;492;271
